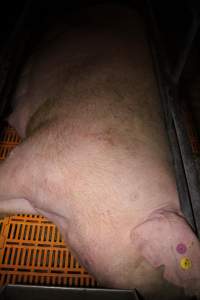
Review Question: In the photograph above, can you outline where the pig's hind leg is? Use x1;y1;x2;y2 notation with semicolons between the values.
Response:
0;155;37;218
0;198;37;219
0;125;69;224
0;137;39;218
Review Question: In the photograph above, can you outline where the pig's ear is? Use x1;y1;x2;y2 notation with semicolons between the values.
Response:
130;210;200;297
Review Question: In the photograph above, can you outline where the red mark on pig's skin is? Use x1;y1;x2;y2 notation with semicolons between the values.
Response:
176;243;187;254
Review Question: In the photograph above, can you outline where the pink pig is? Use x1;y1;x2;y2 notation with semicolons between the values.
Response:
0;4;199;299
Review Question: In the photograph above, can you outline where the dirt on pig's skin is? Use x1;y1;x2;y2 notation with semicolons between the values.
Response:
1;3;200;299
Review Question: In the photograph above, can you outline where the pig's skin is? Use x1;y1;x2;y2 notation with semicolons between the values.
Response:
1;4;200;299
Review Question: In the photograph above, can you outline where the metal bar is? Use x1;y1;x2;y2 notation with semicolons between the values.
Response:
145;0;200;236
171;13;200;85
0;284;141;300
171;92;200;237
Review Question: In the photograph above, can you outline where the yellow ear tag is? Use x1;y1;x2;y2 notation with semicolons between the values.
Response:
180;257;192;270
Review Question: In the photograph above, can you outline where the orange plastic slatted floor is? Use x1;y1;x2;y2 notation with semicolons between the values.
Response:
0;123;97;287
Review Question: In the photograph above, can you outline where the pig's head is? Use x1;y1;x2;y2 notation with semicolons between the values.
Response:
129;209;200;299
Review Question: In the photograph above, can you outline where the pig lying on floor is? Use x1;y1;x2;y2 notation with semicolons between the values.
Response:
0;3;200;299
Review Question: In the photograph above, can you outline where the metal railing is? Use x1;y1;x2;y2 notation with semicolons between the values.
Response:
145;0;200;238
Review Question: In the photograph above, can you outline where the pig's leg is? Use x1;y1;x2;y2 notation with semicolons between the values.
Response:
0;150;38;217
0;198;37;218
0;149;28;202
0;126;69;224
